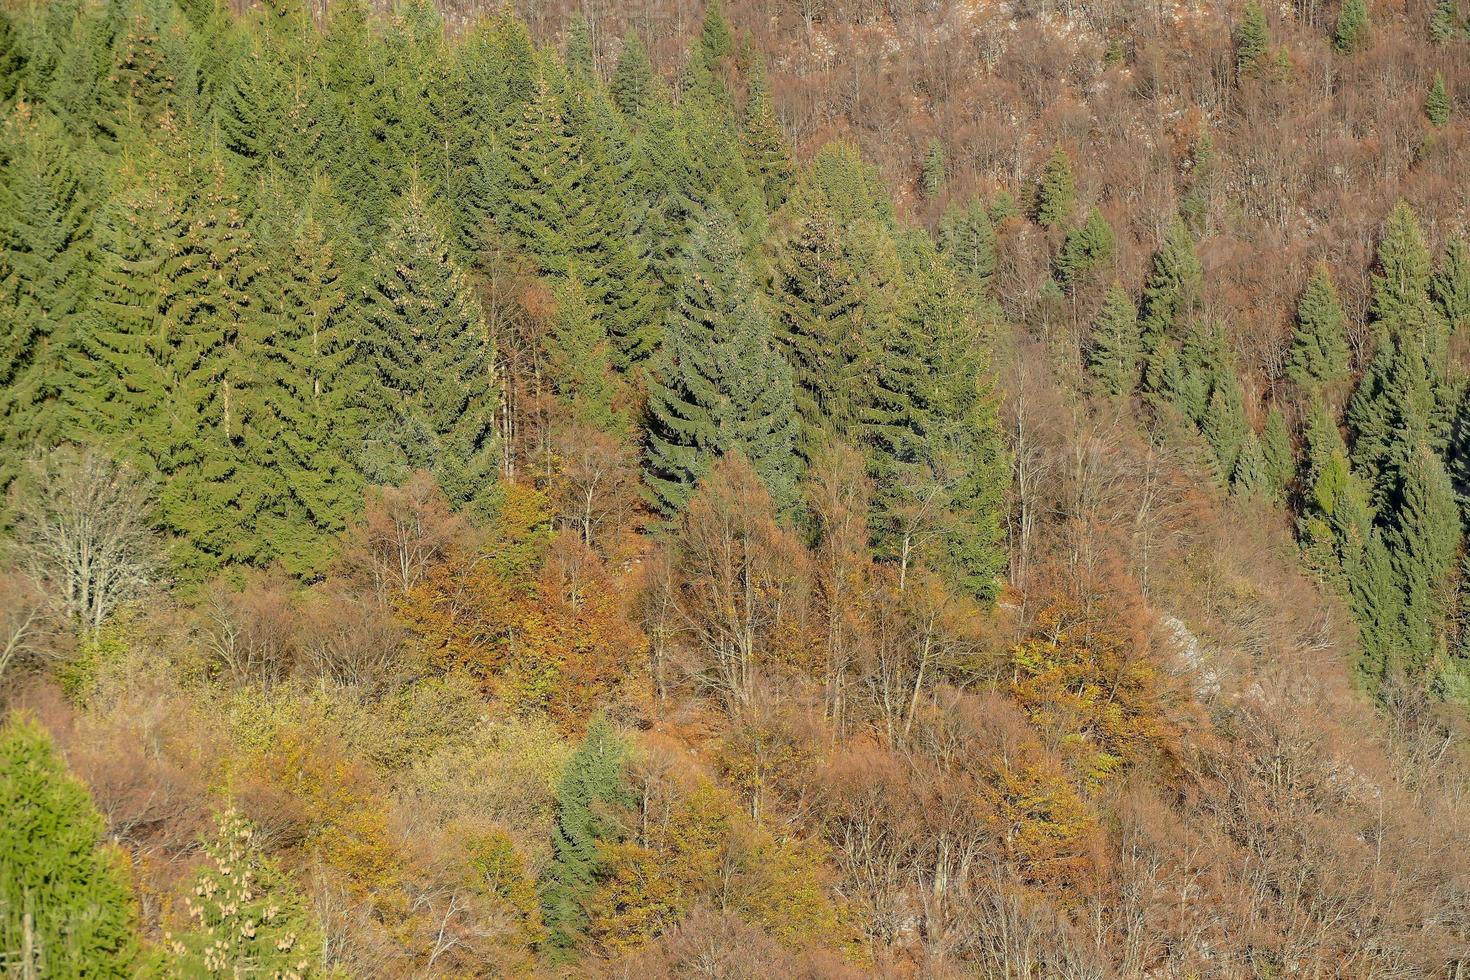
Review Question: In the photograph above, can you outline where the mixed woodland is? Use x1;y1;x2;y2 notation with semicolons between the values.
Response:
3;0;1470;974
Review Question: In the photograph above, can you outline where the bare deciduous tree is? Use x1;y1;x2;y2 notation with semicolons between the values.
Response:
8;445;159;634
337;471;466;603
552;425;640;554
670;454;811;714
0;571;49;682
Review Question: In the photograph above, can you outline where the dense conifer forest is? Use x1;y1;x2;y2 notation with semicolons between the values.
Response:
2;0;1470;974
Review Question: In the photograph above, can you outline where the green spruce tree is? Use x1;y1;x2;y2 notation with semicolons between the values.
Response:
357;187;499;511
1232;429;1267;497
1386;443;1461;677
499;62;595;278
152;157;272;576
1286;263;1352;393
920;137;946;198
539;717;630;956
547;273;624;434
644;210;800;516
166;810;325;977
1425;71;1451;127
0;107;92;484
1055;207;1116;293
1034;144;1076;230
1236;0;1271;79
1203;372;1250;489
771;164;900;457
1138;217;1203;369
937;196;997;296
571;86;662;371
69;164;186;463
860;233;1007;602
1432;235;1470;332
740;49;793;210
1429;0;1460;42
609;29;656;119
1088;282;1140;396
696;1;733;69
0;716;140;977
1262;405;1295;498
253;205;367;574
1334;0;1370;53
0;9;24;104
563;13;594;86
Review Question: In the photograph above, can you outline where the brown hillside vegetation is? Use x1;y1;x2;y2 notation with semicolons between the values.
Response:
2;0;1470;975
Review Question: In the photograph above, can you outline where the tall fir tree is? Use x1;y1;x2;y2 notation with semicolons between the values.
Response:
1236;0;1271;79
609;29;655;119
97;0;200;149
920;137;946;198
1262;405;1295;498
1350;526;1401;682
1232;429;1267;497
1345;335;1443;509
1432;235;1470;332
0;9;24;104
1386;443;1460;678
69;162;186;463
1334;0;1370;53
252;204;367;574
1299;440;1365;588
1202;370;1250;489
540;717;631;956
771;174;898;458
644;210;800;516
1286;263;1352;394
0;107;92;483
319;0;398;235
153;155;273;576
0;716;140;977
845;232;1008;600
569;85;662;371
739;48;793;210
629;90;699;316
1425;71;1451;127
1138;217;1203;370
937;196;997;297
680;56;765;245
1429;0;1461;41
1301;394;1347;486
356;187;499;511
1373;204;1432;314
1088;283;1140;397
499;62;595;277
547;273;624;435
1348;203;1455;507
1055;207;1116;293
563;13;594;86
1034;144;1076;230
696;1;733;69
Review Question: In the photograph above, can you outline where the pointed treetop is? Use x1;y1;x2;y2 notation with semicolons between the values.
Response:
1287;263;1352;391
565;13;594;85
1236;0;1271;79
1372;200;1433;323
1334;0;1370;53
610;29;658;118
698;1;734;67
1425;71;1451;127
1035;144;1076;230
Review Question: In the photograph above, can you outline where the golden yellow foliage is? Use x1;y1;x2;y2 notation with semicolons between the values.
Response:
589;780;847;955
1009;598;1182;788
396;530;645;727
